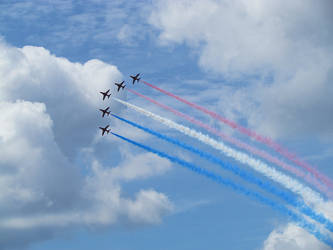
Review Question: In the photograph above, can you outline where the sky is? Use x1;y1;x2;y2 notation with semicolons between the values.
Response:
0;0;333;249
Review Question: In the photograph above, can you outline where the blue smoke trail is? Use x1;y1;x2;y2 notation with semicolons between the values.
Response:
112;97;324;206
111;113;333;233
111;132;333;247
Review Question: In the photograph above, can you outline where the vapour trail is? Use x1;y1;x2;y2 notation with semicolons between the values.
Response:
111;131;333;248
128;88;333;200
111;113;333;231
141;80;333;192
112;97;324;207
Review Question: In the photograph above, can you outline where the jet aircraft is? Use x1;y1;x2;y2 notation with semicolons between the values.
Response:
100;89;111;100
115;81;126;92
130;73;141;84
99;107;110;117
99;125;110;136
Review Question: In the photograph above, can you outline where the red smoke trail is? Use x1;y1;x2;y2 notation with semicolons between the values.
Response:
141;80;333;193
129;88;333;199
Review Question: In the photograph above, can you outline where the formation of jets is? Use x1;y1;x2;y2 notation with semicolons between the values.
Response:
98;73;141;136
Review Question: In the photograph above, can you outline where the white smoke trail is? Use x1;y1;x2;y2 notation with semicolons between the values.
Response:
113;97;325;207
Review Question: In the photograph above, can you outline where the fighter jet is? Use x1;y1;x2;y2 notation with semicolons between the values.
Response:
130;73;141;84
100;89;111;100
115;81;126;92
99;125;110;136
99;107;110;117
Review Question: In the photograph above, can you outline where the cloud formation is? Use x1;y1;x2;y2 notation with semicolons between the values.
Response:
149;0;333;139
262;199;333;250
0;40;173;249
262;223;332;250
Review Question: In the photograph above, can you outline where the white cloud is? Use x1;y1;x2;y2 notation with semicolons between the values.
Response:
126;189;173;224
150;0;333;77
0;99;173;248
262;200;333;250
0;40;122;158
247;68;333;139
262;223;332;250
107;152;171;181
0;101;80;212
148;0;333;139
0;40;173;249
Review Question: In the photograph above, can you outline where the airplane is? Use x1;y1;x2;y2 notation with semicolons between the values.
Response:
130;73;141;84
115;81;126;92
99;89;111;100
99;107;110;117
99;125;110;136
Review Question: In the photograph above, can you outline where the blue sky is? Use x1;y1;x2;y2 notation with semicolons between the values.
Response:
0;1;333;250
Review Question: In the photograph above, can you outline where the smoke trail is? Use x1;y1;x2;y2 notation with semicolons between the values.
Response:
128;89;333;200
111;113;333;232
112;97;324;207
141;80;333;192
111;131;333;248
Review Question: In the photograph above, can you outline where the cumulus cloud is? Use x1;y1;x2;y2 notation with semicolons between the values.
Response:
0;40;123;158
126;189;173;224
148;0;333;139
0;40;173;249
0;101;80;213
106;152;171;181
262;200;333;250
262;223;332;250
149;0;333;76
